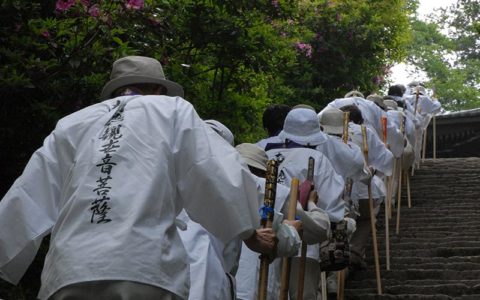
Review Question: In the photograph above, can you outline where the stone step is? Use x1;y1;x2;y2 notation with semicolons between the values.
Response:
346;279;480;289
343;292;462;300
348;269;480;281
343;293;480;300
363;246;480;258
369;256;480;265
367;242;480;252
345;158;480;299
345;283;480;297
355;262;480;272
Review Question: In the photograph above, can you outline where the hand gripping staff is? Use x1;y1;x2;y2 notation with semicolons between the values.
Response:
296;157;315;300
381;116;391;271
257;159;279;300
361;125;383;295
278;178;299;300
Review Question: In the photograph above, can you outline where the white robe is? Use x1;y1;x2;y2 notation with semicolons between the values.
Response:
317;135;370;183
0;95;260;299
348;123;394;202
266;147;344;262
177;210;238;300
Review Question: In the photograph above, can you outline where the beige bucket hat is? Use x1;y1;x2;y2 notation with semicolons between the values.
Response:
235;143;267;171
319;107;344;135
100;56;184;100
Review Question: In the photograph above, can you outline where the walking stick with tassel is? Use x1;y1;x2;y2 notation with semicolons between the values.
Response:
361;125;383;295
257;159;279;300
278;177;299;300
296;157;315;300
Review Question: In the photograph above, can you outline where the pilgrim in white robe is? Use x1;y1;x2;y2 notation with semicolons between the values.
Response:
0;95;261;300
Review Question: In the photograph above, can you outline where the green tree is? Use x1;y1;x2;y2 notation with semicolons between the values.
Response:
407;0;480;110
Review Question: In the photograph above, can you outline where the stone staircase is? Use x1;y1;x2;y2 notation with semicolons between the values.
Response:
345;158;480;300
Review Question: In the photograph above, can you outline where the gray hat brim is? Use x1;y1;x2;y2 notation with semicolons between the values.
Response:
100;75;184;100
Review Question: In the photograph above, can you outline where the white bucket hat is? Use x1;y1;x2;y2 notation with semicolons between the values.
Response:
235;143;267;171
319;107;344;135
278;108;327;146
100;56;184;100
205;119;234;146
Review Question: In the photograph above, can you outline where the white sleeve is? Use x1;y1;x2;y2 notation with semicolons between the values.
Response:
295;201;330;244
314;155;345;222
0;133;62;284
272;211;301;257
386;119;404;158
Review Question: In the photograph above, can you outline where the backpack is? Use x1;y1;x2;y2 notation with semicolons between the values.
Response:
319;219;350;271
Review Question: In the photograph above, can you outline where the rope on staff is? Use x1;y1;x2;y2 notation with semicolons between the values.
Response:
278;178;299;300
361;125;383;295
257;159;279;300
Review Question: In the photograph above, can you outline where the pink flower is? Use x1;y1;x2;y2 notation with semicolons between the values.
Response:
295;42;313;58
88;4;100;17
373;76;383;85
271;0;279;8
41;30;51;38
55;0;75;11
126;0;144;10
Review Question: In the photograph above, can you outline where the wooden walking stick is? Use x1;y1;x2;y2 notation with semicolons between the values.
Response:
433;114;437;160
396;165;403;235
257;159;279;300
396;113;407;233
411;86;421;174
337;268;345;300
332;111;353;300
278;178;299;300
432;89;437;160
361;125;383;295
335;111;351;300
381;116;391;271
296;157;315;300
406;170;412;208
321;271;328;300
422;128;427;162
